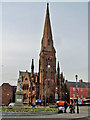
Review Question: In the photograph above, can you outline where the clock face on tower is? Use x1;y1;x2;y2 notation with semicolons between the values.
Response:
48;65;50;68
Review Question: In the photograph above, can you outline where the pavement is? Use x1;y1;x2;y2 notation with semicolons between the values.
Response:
0;106;90;120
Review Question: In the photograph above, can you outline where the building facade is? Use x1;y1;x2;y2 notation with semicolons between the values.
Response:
0;83;16;105
66;80;90;101
17;3;67;105
1;80;90;105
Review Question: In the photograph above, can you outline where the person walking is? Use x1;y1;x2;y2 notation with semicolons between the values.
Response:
69;101;73;113
64;101;68;113
58;106;63;113
73;101;75;113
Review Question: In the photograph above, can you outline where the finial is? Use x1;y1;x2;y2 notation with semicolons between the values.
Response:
58;61;59;66
57;61;60;72
47;2;49;6
58;61;60;69
31;59;34;70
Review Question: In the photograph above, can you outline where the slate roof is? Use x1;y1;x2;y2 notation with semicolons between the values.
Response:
84;82;90;87
67;81;90;88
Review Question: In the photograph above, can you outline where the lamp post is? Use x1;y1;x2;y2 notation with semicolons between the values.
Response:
65;92;67;102
75;75;79;113
29;91;31;105
65;82;67;102
55;87;58;102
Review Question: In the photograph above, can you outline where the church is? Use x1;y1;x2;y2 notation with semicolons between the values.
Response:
17;3;68;105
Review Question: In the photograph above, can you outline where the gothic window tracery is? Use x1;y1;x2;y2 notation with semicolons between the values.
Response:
25;78;28;81
23;84;29;90
48;39;50;45
32;87;35;90
48;81;49;86
50;58;52;62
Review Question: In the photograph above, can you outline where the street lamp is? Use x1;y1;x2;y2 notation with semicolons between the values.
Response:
55;87;58;101
75;75;79;113
65;92;67;101
29;91;31;105
65;82;67;102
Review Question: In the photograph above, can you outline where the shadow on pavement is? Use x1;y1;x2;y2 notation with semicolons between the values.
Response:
1;116;90;120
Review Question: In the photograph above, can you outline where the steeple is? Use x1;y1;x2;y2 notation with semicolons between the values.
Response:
43;3;52;40
41;3;55;52
39;3;56;103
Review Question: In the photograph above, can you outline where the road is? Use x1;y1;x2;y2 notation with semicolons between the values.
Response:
0;106;90;120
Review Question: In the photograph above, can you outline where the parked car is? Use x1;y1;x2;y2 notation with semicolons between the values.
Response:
0;104;5;106
78;99;85;106
8;103;15;107
83;99;90;106
56;101;69;107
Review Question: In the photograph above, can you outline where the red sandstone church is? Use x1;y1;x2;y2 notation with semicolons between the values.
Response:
18;3;67;105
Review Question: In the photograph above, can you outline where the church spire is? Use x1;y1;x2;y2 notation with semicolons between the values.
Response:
41;3;55;52
43;2;52;40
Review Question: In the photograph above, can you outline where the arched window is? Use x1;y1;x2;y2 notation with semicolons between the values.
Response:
32;87;34;90
23;84;29;90
48;81;49;86
26;84;29;90
43;82;45;85
25;78;28;80
50;58;52;62
48;39;50;45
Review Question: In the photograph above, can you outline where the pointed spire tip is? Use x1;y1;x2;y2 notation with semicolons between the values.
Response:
47;2;49;6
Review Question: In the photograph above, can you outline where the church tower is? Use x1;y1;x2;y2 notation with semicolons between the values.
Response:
39;3;56;103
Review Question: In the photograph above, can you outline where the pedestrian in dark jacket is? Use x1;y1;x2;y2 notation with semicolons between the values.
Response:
58;107;63;113
73;101;75;113
64;101;68;113
69;101;73;113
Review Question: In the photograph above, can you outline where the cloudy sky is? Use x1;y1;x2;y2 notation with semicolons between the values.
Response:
0;2;88;85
